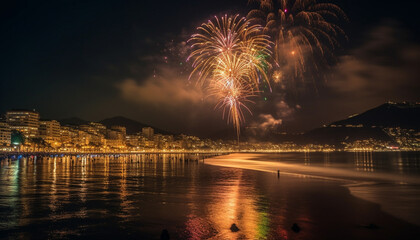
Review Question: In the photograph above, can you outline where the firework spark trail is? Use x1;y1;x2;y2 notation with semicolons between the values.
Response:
210;54;257;137
247;0;347;87
188;14;272;139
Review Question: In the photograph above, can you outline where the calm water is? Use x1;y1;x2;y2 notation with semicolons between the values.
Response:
206;152;420;226
0;152;420;239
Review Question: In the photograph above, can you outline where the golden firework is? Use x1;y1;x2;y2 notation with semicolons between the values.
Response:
188;14;272;139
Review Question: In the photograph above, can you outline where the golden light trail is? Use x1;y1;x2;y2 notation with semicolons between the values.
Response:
188;14;272;140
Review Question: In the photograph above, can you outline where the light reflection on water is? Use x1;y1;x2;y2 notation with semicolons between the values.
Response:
0;152;419;239
206;152;420;227
206;152;420;182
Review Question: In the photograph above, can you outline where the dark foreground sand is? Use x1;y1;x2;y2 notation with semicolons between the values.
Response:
246;173;420;240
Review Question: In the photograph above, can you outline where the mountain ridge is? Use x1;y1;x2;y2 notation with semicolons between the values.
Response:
330;102;420;130
296;102;420;146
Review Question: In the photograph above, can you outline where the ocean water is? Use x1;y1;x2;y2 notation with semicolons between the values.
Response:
0;152;419;239
205;152;420;226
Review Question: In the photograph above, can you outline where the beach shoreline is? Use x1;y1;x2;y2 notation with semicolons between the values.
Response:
204;153;420;239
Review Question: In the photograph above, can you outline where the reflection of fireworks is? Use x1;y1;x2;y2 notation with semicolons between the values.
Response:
247;0;347;85
188;15;272;138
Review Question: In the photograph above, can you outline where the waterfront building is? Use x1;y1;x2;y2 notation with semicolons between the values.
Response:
78;122;107;136
60;126;78;151
154;134;164;148
79;124;96;135
106;129;123;141
142;127;154;139
105;139;125;149
0;120;11;146
90;122;107;135
89;133;105;147
126;134;139;147
106;129;125;149
39;120;61;147
77;123;105;147
111;126;126;139
6;110;40;138
143;139;155;148
60;126;75;144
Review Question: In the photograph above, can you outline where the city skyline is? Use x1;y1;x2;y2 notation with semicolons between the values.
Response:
1;101;419;152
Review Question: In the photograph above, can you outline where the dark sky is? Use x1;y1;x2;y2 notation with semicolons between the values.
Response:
1;0;419;137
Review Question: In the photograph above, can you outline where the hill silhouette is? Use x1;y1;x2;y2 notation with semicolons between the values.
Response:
330;102;420;130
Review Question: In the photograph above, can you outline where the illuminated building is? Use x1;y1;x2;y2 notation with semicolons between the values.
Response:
106;129;123;140
60;126;78;151
142;127;154;139
39;120;61;146
126;135;139;147
78;123;107;148
153;134;164;148
106;128;125;149
0;119;11;145
79;124;96;135
79;122;105;136
60;126;76;144
6;110;40;138
76;130;91;146
90;122;107;135
111;126;126;139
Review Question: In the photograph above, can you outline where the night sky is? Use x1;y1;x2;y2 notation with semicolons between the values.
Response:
1;0;419;137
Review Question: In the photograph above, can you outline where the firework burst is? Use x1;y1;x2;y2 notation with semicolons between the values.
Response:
247;0;347;87
188;14;272;139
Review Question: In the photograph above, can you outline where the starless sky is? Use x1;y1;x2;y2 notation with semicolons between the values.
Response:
1;0;419;137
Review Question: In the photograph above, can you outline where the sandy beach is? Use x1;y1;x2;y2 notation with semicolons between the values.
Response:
203;153;420;240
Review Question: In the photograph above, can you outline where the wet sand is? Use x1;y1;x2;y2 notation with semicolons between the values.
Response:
204;154;420;240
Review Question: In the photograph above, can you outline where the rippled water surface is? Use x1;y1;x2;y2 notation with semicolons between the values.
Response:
0;152;419;240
